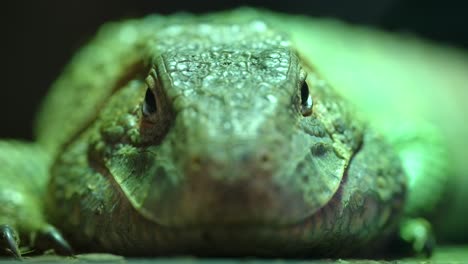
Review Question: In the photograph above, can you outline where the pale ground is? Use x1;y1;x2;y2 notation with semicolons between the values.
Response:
0;246;466;263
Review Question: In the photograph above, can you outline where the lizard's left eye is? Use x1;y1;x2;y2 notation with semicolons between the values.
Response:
142;88;158;117
139;70;174;144
300;81;313;116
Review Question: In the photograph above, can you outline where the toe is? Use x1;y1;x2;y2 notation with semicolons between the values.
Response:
36;225;73;256
0;224;21;258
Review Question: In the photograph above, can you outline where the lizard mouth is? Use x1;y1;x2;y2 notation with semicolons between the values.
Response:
102;149;350;257
126;138;367;258
129;146;346;228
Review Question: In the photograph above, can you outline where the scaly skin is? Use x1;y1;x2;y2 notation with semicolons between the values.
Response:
1;8;467;258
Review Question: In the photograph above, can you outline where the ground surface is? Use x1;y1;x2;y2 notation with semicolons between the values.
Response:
0;246;466;263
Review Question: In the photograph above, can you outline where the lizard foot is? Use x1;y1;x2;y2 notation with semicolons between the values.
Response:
399;218;435;257
0;224;21;258
34;225;73;256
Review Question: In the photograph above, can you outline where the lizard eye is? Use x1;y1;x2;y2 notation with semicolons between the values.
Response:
139;70;174;144
142;88;157;117
300;81;313;116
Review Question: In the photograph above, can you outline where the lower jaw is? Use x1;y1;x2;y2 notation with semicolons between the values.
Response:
90;220;361;258
104;226;322;257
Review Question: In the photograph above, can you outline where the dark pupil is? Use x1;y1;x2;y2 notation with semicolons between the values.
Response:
300;81;313;117
300;82;309;106
142;88;157;116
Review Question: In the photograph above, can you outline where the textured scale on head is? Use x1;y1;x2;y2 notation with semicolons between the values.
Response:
46;17;406;257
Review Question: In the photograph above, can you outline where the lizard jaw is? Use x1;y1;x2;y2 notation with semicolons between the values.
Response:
132;147;344;228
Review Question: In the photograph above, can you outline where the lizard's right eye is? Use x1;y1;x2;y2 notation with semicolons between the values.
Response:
142;88;158;117
300;81;313;117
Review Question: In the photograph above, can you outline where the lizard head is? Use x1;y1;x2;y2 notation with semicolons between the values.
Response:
103;22;364;230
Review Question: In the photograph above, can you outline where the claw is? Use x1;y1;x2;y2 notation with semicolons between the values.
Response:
0;224;21;258
36;225;73;256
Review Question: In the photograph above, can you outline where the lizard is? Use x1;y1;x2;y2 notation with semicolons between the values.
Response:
1;8;467;258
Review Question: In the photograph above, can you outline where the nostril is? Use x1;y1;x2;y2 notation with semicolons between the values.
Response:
190;156;203;170
257;152;275;172
239;151;272;168
260;153;270;163
192;156;201;164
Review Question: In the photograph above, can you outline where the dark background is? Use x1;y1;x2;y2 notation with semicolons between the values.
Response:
2;0;468;140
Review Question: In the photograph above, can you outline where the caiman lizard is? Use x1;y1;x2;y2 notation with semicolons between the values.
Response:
1;8;468;259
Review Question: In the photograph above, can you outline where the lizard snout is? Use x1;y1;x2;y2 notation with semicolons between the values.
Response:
139;143;318;228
